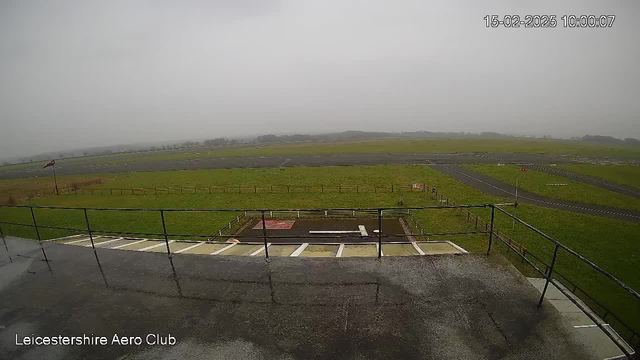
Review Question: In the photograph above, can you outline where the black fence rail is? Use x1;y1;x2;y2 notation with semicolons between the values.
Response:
0;202;637;358
57;183;432;196
419;188;639;358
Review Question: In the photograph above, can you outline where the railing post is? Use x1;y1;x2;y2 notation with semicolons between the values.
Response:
377;209;382;259
538;243;560;307
487;206;496;255
0;223;11;262
261;210;269;259
160;210;171;258
30;207;48;262
83;209;97;251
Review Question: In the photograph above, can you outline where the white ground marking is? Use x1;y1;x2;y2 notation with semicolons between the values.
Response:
111;239;147;249
446;241;469;254
45;234;84;242
250;243;271;256
175;242;205;254
358;225;368;237
138;240;174;252
309;230;360;234
290;243;309;257
336;244;345;257
411;242;426;255
64;237;95;245
574;324;602;329
85;237;123;247
376;243;384;257
211;242;237;255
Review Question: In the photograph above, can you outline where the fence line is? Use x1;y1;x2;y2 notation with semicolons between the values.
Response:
55;183;432;196
422;187;638;357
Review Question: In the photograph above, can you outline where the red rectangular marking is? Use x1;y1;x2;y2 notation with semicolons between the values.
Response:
252;220;296;230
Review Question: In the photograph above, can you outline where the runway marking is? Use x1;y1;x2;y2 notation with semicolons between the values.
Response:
211;242;237;255
336;243;345;257
290;243;309;257
358;225;369;237
412;242;426;255
175;242;204;254
447;241;469;254
111;239;147;249
87;238;123;247
138;240;173;251
279;158;291;167
250;243;270;256
65;237;93;245
574;324;603;329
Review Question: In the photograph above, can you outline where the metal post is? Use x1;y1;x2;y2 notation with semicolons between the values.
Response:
83;209;97;250
160;210;172;257
377;209;382;259
487;206;496;255
0;223;11;262
52;163;59;195
30;207;48;262
538;243;560;307
261;211;269;259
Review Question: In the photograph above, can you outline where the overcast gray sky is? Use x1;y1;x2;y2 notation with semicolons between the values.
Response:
1;0;638;158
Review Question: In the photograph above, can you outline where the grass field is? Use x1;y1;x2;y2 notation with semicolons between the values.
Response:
1;164;639;339
3;137;640;173
558;164;640;190
463;164;640;211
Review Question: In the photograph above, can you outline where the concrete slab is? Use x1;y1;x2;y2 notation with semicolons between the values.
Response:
264;245;298;257
92;238;133;249
575;326;627;359
341;244;378;257
418;242;463;255
117;240;158;251
548;298;584;313
147;241;195;253
382;243;418;256
300;244;339;257
218;244;263;256
178;242;228;255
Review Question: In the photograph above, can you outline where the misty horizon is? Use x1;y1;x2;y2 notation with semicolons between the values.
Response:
2;1;639;159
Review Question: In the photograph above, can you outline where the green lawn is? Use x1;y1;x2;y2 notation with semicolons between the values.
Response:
463;164;640;211
4;137;640;173
558;164;640;190
1;164;639;339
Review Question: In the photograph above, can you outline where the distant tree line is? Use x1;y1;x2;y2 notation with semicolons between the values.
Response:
581;135;640;146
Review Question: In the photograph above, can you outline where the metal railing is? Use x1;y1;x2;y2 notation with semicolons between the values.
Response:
0;202;637;358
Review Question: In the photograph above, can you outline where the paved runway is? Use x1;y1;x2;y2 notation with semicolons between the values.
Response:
432;165;640;223
0;152;594;180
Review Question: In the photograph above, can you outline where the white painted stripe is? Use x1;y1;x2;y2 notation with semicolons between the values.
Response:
377;243;384;257
111;239;147;249
573;324;601;329
46;234;84;242
447;241;469;254
336;243;345;257
211;242;237;255
412;242;426;255
250;243;270;256
65;237;93;245
358;225;368;237
290;243;309;257
86;238;122;247
175;242;204;254
309;230;360;234
138;240;174;252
